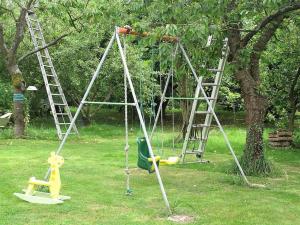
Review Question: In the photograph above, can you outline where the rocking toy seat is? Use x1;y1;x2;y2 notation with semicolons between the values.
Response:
160;156;179;166
137;137;160;173
14;152;70;204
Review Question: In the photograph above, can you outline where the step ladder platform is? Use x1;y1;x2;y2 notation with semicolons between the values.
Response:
14;192;70;204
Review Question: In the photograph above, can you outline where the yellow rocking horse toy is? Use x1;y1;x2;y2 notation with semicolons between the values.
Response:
14;152;70;204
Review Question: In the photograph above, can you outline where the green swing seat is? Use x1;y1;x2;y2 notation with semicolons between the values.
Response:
137;137;160;173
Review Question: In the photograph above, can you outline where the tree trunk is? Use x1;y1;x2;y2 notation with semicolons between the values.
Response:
240;82;270;174
178;72;191;139
227;15;285;175
287;66;300;131
288;106;296;132
9;64;26;138
81;105;92;126
235;67;271;174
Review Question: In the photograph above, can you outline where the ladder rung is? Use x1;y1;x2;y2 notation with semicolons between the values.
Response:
165;97;216;100
58;123;71;125
192;124;210;128
196;111;213;114
208;68;222;72
52;93;62;96
54;103;66;106
47;74;55;77
43;65;53;68
29;18;39;23
202;83;219;86
48;84;59;87
57;113;69;115
188;137;208;141
199;97;217;100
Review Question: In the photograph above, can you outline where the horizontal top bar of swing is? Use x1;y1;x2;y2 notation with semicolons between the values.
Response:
165;97;216;100
118;27;179;43
82;101;136;106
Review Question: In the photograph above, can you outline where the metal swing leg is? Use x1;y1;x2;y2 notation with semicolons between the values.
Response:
15;33;117;205
115;28;172;214
43;32;117;181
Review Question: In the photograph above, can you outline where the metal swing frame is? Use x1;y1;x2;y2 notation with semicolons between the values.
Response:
36;27;263;216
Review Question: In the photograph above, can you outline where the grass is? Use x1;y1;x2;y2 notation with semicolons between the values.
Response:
0;112;300;225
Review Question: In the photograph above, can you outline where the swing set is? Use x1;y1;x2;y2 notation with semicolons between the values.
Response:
15;26;265;215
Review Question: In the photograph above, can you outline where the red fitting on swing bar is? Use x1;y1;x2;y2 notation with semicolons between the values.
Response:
118;26;132;34
117;26;179;43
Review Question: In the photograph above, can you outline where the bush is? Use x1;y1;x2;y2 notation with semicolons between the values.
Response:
0;81;12;113
293;131;300;148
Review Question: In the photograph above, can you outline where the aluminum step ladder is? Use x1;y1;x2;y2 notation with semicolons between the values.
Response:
26;10;78;140
181;38;229;163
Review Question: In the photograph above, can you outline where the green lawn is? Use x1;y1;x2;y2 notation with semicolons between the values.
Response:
0;116;300;225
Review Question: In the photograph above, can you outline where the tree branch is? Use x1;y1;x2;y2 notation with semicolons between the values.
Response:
11;0;35;54
18;33;70;62
241;2;300;47
0;23;8;57
0;5;17;21
289;66;300;101
65;8;83;32
249;16;285;82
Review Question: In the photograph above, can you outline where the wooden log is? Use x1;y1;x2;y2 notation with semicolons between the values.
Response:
269;141;291;147
276;131;292;137
268;133;277;138
269;136;293;142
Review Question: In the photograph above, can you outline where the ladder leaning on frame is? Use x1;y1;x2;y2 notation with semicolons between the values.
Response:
181;38;230;163
150;37;230;163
